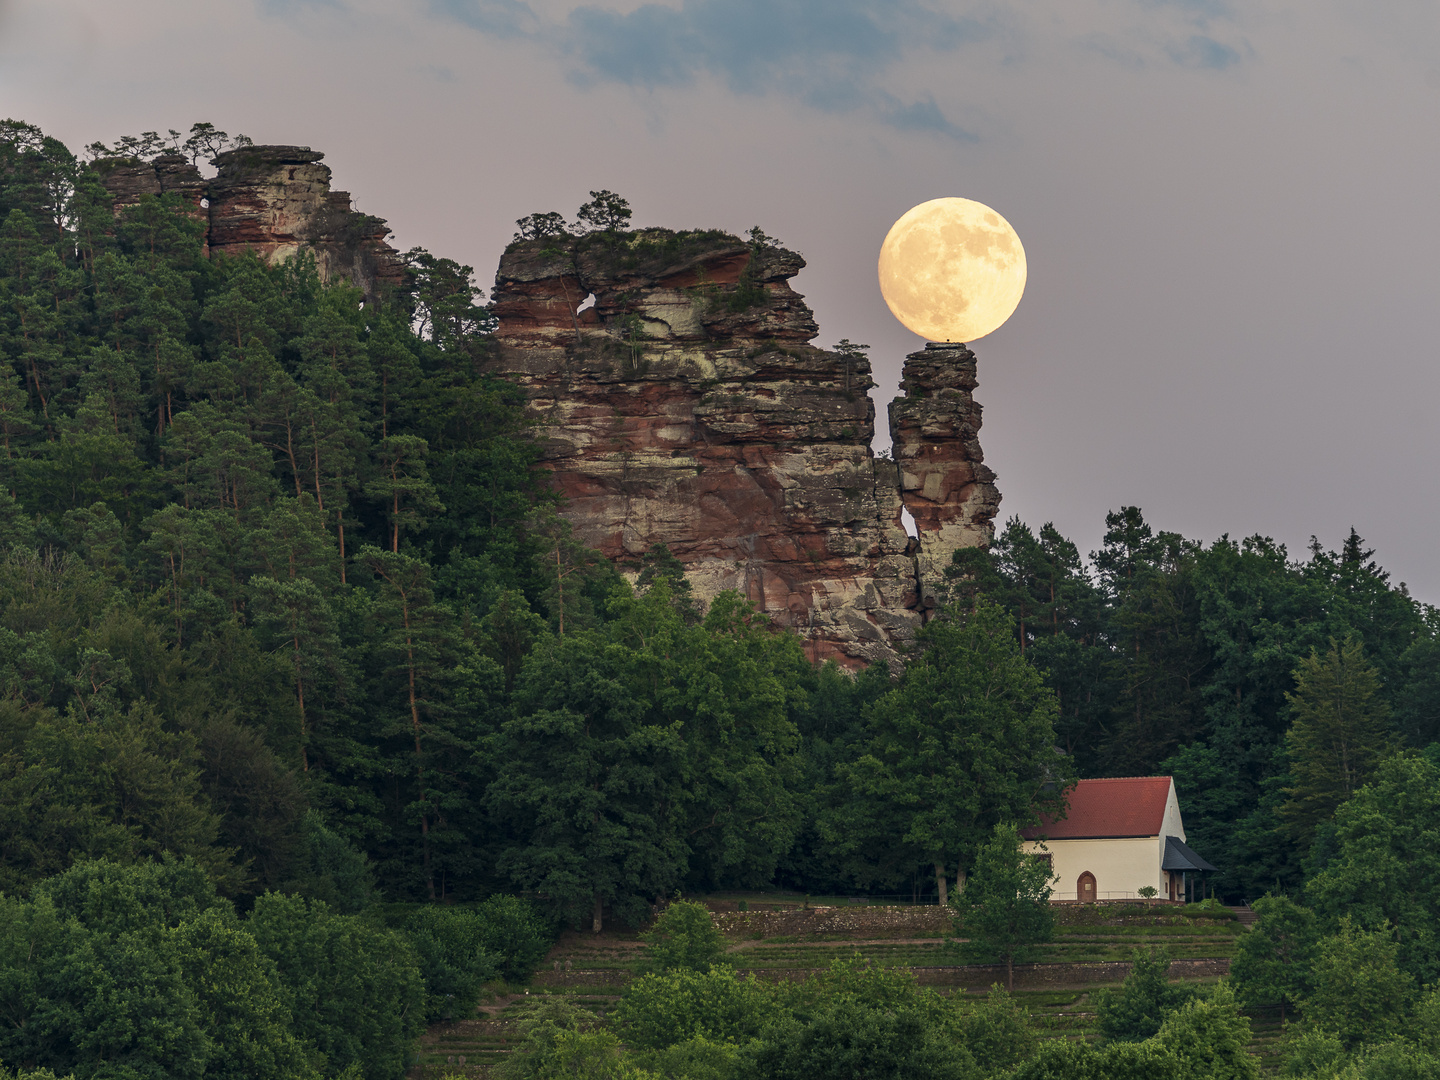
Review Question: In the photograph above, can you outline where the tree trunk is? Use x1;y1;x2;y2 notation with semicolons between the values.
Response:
955;868;967;897
592;892;604;934
1007;955;1015;992
934;862;948;908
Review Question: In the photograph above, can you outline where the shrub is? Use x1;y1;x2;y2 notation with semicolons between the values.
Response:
956;985;1037;1073
1010;1038;1183;1080
473;894;554;983
1097;948;1197;1043
494;999;655;1080
1152;983;1259;1080
613;965;776;1050
405;906;503;1021
639;899;727;973
635;1036;743;1080
1303;918;1415;1048
745;1001;975;1080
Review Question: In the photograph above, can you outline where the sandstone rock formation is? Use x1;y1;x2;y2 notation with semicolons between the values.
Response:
890;342;1002;609
98;139;1004;665
95;145;404;300
490;229;1002;666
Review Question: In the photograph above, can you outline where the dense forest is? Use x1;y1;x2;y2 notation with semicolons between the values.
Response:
0;118;1437;1080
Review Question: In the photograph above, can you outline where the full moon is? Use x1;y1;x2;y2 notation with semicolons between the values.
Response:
877;197;1027;343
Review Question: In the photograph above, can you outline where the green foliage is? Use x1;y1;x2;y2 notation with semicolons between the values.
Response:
1151;983;1260;1080
1281;638;1399;847
403;906;502;1021
576;190;633;234
0;859;324;1080
1013;986;1259;1080
954;985;1037;1073
832;600;1071;902
1282;1029;1440;1080
470;894;555;983
744;1000;975;1080
287;810;375;913
494;999;648;1080
632;1036;742;1080
1096;948;1198;1043
613;965;775;1050
1302;918;1416;1048
1230;893;1318;1017
246;892;424;1080
489;587;805;929
953;822;1054;989
741;963;974;1080
1010;1038;1184;1080
639;899;727;973
1306;755;1440;985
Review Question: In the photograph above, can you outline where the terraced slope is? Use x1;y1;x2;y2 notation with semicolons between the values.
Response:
411;898;1251;1079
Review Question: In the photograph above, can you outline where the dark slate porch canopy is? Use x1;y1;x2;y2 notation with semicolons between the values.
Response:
1162;835;1217;873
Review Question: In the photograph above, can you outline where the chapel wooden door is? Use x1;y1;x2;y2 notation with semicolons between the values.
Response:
1078;871;1096;903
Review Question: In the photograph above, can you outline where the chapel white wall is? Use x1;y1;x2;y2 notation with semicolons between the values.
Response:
1022;836;1164;901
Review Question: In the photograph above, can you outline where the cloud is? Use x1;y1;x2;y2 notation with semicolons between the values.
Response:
428;0;538;38
558;0;991;136
1167;33;1242;69
423;0;1249;138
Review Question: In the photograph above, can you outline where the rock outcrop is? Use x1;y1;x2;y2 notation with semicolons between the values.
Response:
95;145;404;301
490;229;1002;666
891;343;1001;609
98;139;1004;665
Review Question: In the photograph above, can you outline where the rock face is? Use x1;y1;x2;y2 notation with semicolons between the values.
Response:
890;343;1002;609
489;229;1002;666
95;146;404;300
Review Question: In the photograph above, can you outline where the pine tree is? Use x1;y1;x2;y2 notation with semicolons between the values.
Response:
1279;636;1398;846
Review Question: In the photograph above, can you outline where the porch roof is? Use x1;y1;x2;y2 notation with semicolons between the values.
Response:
1162;835;1217;872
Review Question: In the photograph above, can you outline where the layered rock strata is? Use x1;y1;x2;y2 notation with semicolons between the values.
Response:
96;145;404;301
490;230;1001;666
890;343;1001;608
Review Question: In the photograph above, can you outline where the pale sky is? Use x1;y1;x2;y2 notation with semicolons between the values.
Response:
4;0;1439;597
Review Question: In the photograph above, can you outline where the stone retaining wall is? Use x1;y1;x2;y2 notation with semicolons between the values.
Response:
711;905;954;939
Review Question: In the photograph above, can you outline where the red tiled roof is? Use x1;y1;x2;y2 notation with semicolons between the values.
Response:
1021;776;1173;840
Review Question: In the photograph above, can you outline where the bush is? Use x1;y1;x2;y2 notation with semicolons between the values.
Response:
1152;983;1259;1080
1303;918;1416;1048
494;999;653;1080
1097;948;1197;1042
247;892;425;1080
745;1001;975;1080
1011;1038;1182;1080
474;894;555;982
639;899;726;973
404;906;503;1021
614;965;775;1050
635;1037;743;1080
1281;1027;1347;1078
956;985;1037;1073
